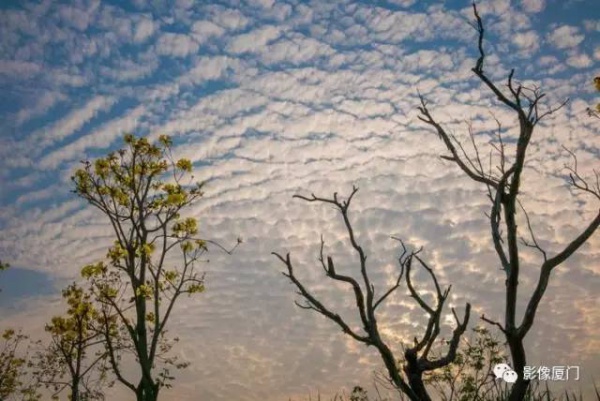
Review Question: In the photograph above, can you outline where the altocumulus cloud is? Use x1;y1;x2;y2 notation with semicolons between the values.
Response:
0;1;599;400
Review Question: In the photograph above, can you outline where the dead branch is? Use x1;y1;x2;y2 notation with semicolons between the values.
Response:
416;4;599;401
274;188;470;401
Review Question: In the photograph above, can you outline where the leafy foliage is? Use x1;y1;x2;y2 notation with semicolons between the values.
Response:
426;326;506;401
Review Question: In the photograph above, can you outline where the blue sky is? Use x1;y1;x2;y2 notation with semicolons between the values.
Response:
0;0;599;400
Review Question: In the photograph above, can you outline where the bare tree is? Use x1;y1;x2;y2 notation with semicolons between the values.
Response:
273;186;471;401
416;5;600;401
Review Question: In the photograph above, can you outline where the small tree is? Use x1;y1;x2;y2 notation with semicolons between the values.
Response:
72;134;218;401
33;283;108;401
417;5;600;401
273;187;471;401
0;329;39;401
0;263;38;401
427;326;506;401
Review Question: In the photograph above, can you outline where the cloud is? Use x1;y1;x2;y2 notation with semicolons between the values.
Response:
547;25;585;49
388;0;417;7
566;53;593;68
521;0;545;13
56;3;99;32
513;30;540;52
258;34;335;66
179;56;242;86
37;95;117;147
15;91;66;126
477;0;511;16
226;25;281;54
96;4;134;43
190;20;225;41
156;32;200;57
583;19;600;32
100;51;159;82
38;105;146;169
247;0;276;8
133;17;156;43
14;184;62;204
0;60;42;78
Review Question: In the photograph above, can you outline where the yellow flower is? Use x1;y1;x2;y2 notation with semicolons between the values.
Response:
176;158;193;172
187;283;205;294
158;135;172;147
81;262;107;278
124;133;135;144
181;241;194;253
173;217;198;235
2;328;15;340
94;158;110;177
141;243;155;256
164;270;179;283
135;284;153;299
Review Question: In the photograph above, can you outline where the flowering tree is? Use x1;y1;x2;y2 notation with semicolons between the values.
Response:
72;134;215;401
33;283;108;401
0;329;38;401
1;262;38;401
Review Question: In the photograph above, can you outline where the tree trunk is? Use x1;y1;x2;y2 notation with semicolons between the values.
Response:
136;379;159;401
507;333;530;401
406;371;431;401
375;343;420;401
71;377;79;401
403;352;432;401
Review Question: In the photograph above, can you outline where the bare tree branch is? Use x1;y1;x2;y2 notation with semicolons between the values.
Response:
563;146;600;202
517;200;548;262
273;252;370;344
274;188;470;401
481;314;506;335
417;5;598;401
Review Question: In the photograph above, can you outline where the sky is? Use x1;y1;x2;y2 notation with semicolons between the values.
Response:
0;0;599;400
